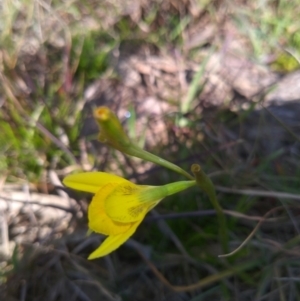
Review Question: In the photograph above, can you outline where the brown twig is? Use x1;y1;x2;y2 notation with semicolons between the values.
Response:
219;206;286;258
135;248;260;292
216;186;300;201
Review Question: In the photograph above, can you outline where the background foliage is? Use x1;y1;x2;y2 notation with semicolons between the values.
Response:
1;0;300;300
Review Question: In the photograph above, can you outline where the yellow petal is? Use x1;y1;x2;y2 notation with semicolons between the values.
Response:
88;183;132;235
63;172;129;193
88;220;142;259
105;184;161;223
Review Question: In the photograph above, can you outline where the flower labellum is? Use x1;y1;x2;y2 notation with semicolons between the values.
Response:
63;172;195;259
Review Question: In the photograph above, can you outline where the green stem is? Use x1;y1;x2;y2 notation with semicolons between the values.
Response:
140;180;196;203
126;144;195;181
191;164;228;253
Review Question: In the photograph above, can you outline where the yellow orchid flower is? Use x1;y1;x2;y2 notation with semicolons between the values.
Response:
63;172;195;259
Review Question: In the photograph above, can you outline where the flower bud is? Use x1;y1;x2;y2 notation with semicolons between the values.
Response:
93;106;194;180
94;107;131;151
